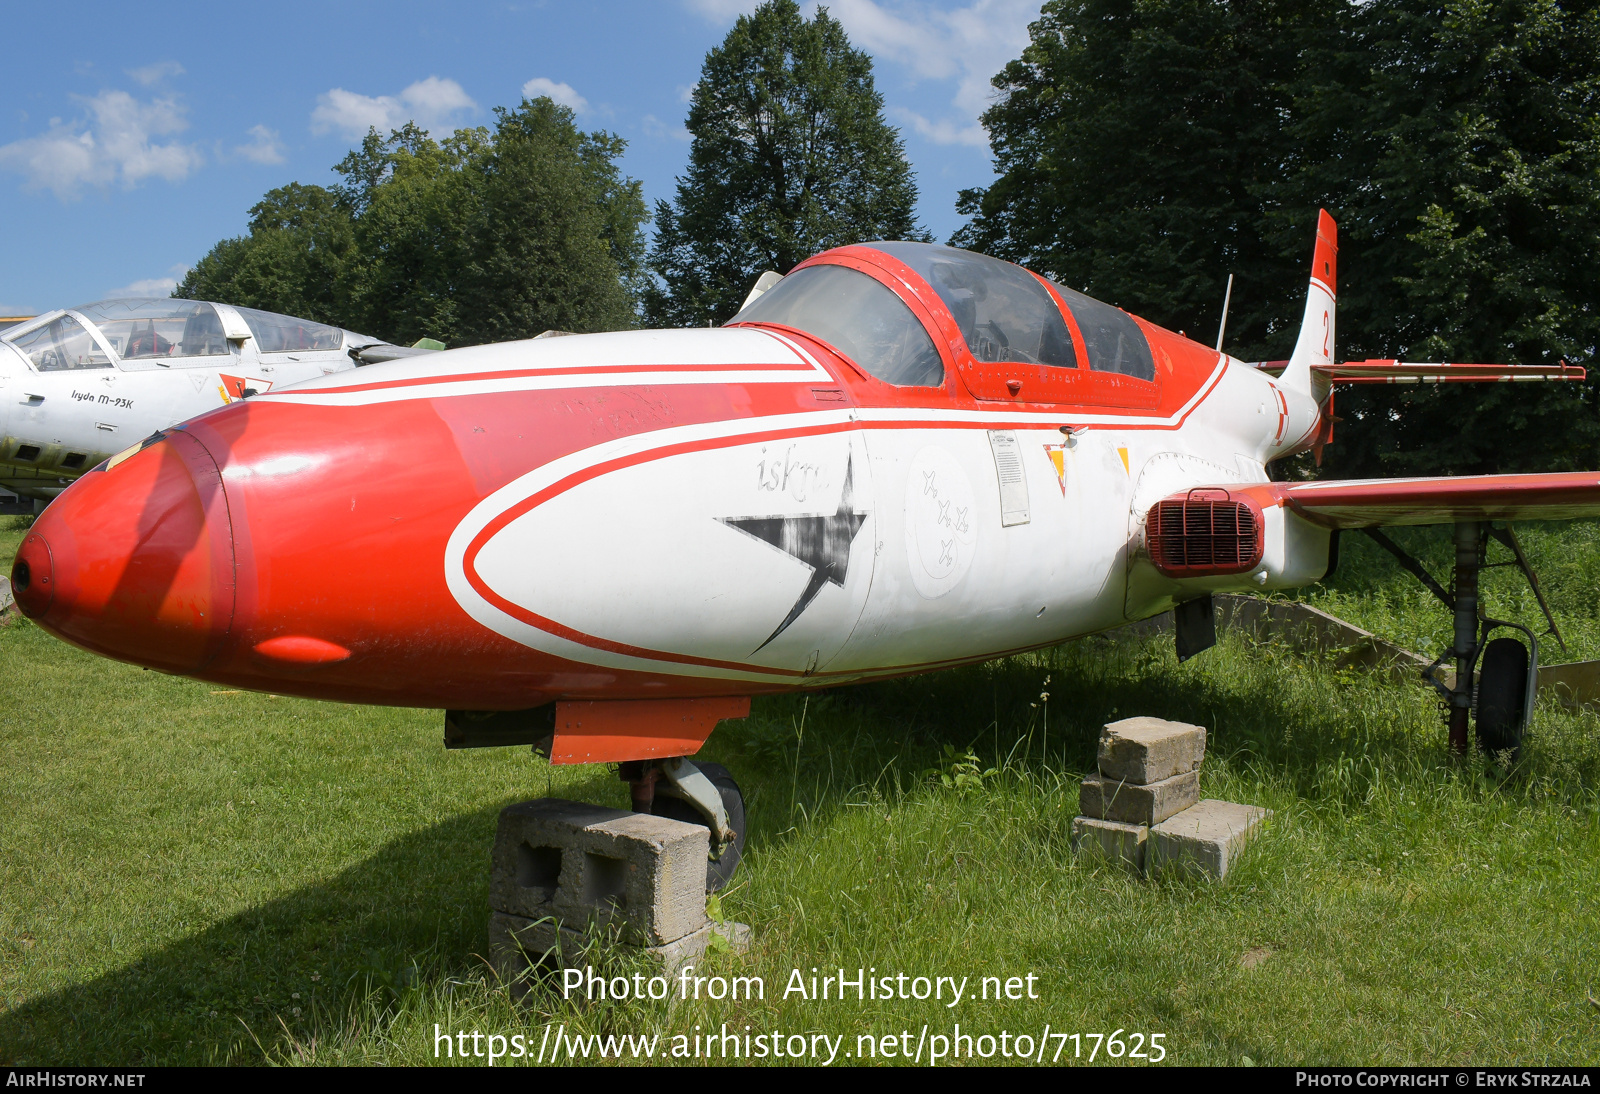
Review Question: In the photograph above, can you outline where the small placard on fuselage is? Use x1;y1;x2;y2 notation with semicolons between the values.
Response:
987;430;1031;527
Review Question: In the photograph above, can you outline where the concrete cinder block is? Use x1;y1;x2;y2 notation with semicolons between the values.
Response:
1079;769;1200;826
1070;816;1146;873
490;799;710;946
488;910;750;980
1098;717;1207;784
1148;799;1270;881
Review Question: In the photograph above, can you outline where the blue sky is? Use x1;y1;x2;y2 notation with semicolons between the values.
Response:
0;0;1041;316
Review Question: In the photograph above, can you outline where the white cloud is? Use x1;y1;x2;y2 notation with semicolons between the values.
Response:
104;264;189;299
402;76;477;120
310;77;477;138
641;114;692;142
0;90;202;198
127;61;184;87
233;124;285;165
677;83;698;105
521;76;589;114
889;106;987;148
824;0;1035;143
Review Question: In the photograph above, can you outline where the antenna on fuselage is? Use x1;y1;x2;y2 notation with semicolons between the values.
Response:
1214;273;1234;353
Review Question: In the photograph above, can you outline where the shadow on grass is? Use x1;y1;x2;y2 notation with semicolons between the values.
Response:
0;767;616;1067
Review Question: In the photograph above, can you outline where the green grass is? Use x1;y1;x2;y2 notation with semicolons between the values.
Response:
2;515;1599;1066
1;514;30;577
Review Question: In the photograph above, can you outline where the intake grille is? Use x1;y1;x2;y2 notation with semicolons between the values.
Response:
1146;492;1263;577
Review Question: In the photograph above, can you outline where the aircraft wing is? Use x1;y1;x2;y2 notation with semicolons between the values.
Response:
1250;360;1585;384
1230;473;1600;528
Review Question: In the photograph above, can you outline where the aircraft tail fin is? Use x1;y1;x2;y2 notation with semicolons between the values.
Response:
1279;209;1338;397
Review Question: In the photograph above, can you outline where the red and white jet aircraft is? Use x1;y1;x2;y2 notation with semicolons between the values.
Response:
10;212;1593;884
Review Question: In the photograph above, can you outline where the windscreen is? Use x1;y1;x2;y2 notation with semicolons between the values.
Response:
1048;282;1156;381
871;242;1076;368
76;299;229;359
6;314;111;371
235;306;344;352
730;264;944;387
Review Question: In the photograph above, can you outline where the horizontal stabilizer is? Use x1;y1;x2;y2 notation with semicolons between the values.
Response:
1249;359;1585;384
1225;473;1600;529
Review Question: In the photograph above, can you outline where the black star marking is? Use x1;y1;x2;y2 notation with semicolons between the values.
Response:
721;455;869;652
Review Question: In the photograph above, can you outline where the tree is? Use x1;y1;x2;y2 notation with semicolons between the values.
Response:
175;182;357;327
952;0;1346;364
177;99;648;346
956;0;1600;477
1306;0;1600;477
456;98;646;345
335;124;484;346
645;0;928;328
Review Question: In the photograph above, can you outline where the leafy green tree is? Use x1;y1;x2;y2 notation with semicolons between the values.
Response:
178;99;648;346
957;0;1600;477
645;0;927;328
457;98;646;345
335;124;484;346
953;0;1344;363
175;182;357;327
1307;0;1600;477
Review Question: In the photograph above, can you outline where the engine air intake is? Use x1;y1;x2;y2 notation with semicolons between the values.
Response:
1146;489;1264;577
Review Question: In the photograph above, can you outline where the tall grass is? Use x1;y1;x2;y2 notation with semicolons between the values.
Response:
2;517;1599;1065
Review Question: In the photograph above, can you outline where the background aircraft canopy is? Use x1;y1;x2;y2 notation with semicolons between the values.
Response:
76;300;228;360
231;305;344;352
7;313;112;371
730;262;946;387
1;299;351;372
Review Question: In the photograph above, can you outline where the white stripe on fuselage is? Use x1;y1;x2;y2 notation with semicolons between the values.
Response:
262;328;834;407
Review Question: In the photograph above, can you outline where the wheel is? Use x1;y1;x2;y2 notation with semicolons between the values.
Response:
1476;636;1529;756
651;761;745;893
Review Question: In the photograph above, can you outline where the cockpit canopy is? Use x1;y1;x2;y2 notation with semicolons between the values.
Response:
2;298;348;372
729;241;1155;388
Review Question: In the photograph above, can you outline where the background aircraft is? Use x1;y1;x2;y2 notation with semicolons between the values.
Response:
11;214;1593;887
0;298;428;506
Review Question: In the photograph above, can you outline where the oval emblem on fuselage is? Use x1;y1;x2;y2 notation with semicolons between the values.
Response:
903;445;977;599
447;420;876;680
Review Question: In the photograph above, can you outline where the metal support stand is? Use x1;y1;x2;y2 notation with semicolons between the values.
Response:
621;761;661;813
1448;522;1482;755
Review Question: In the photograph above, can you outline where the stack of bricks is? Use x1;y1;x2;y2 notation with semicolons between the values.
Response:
1071;717;1269;879
487;799;748;983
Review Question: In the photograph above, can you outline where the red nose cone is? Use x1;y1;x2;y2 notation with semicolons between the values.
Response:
22;430;234;673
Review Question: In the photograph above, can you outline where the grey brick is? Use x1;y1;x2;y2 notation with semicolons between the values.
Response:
1098;717;1207;784
488;910;750;981
1078;769;1200;826
489;798;709;946
1070;816;1146;873
1148;799;1270;881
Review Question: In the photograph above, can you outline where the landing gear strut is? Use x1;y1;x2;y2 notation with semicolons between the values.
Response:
1365;521;1548;756
1446;522;1481;754
621;757;746;892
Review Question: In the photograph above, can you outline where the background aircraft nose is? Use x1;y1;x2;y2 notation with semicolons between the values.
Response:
12;429;234;673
